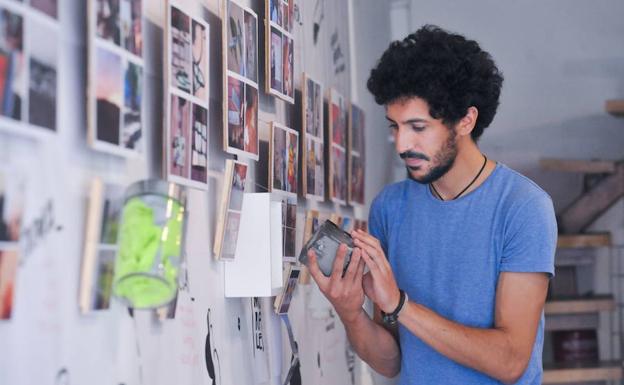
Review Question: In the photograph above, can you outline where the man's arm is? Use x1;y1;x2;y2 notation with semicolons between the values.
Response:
353;230;549;384
307;245;402;377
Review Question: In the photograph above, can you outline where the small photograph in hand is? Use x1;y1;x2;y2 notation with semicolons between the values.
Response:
298;220;353;277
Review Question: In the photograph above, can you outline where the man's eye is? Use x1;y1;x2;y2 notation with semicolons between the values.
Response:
411;125;425;132
389;125;398;131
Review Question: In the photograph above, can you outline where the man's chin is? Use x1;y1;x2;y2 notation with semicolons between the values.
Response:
405;166;428;184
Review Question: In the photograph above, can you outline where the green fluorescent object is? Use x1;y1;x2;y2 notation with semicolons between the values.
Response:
113;182;186;309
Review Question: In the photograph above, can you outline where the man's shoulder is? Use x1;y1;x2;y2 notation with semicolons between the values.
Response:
372;179;416;207
495;163;553;206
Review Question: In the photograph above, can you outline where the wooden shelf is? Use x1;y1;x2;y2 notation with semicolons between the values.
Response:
557;233;611;249
545;295;615;315
540;158;617;174
606;99;624;116
543;360;623;383
545;313;599;331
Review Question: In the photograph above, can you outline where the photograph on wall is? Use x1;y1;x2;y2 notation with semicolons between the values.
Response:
349;155;365;205
79;178;124;313
299;209;320;284
0;169;24;243
301;75;324;200
165;1;210;190
31;0;58;19
330;145;347;204
270;122;298;196
28;20;57;131
89;0;144;156
223;0;259;160
330;88;347;148
348;104;365;205
0;248;18;320
274;264;300;314
281;200;297;261
0;7;24;122
214;159;248;261
264;0;294;103
353;219;367;232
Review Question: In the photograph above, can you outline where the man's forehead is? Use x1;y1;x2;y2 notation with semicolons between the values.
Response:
385;96;433;121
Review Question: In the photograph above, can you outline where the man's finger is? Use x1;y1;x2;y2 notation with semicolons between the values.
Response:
352;230;382;250
360;247;382;279
329;243;348;282
307;249;329;291
353;238;389;274
343;247;362;282
354;256;366;285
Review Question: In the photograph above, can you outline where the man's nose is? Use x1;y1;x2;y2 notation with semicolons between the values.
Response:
394;126;413;154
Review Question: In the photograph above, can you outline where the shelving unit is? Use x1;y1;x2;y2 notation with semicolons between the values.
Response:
543;361;623;384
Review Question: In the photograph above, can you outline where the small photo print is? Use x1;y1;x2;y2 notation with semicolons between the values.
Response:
304;77;322;138
331;89;347;148
170;6;191;94
122;60;142;149
243;83;258;156
287;131;298;194
29;20;57;131
100;183;124;244
0;249;19;319
272;124;286;192
282;36;293;99
169;94;191;178
275;266;300;314
0;8;24;121
96;0;121;45
270;27;282;93
0;171;23;243
350;104;365;154
91;248;115;310
281;2;288;31
221;211;241;260
229;162;248;211
31;0;58;19
227;75;244;151
286;0;294;32
226;0;244;76
305;139;324;198
120;0;142;57
350;154;365;205
190;103;208;183
95;47;122;145
332;145;347;203
303;210;320;244
191;19;207;99
269;0;281;26
282;201;297;259
243;11;257;83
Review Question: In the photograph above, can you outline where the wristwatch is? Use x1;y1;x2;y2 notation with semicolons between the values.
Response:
381;289;408;326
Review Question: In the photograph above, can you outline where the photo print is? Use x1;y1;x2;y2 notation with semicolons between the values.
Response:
0;248;18;319
302;75;324;200
27;19;56;131
330;88;347;148
214;159;248;260
330;145;347;204
90;0;144;155
166;1;210;189
0;7;24;122
270;122;299;196
299;210;320;284
274;265;300;314
31;0;58;19
349;154;365;205
223;0;258;160
0;169;24;243
348;104;365;205
265;0;294;103
281;200;297;261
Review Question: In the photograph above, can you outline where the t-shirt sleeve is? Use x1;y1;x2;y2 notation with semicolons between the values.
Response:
368;192;388;255
500;193;558;278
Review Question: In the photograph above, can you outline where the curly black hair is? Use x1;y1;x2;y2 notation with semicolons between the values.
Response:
367;25;503;141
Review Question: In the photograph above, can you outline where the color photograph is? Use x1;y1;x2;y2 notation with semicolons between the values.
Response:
227;0;244;76
190;103;208;183
96;0;121;45
170;6;191;94
169;94;191;178
270;27;282;93
287;131;298;194
349;154;365;205
221;211;241;260
31;0;58;19
272;124;287;192
331;145;347;203
228;162;247;211
243;83;258;156
269;0;281;26
95;47;122;145
0;8;24;121
305;138;324;198
282;201;297;260
350;104;365;154
304;76;322;138
28;20;57;131
191;19;207;100
91;249;115;310
122;60;142;149
0;171;23;243
120;0;142;57
0;249;18;319
100;184;124;244
227;75;244;151
330;89;347;148
275;266;300;314
244;11;257;83
283;36;293;99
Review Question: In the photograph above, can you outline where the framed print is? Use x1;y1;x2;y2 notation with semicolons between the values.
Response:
164;0;210;190
269;122;298;197
223;0;259;160
0;1;60;139
214;159;248;260
79;178;124;313
301;74;324;201
328;88;348;204
264;0;294;103
348;104;365;205
88;0;144;156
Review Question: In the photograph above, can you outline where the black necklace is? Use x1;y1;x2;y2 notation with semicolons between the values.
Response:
430;154;488;201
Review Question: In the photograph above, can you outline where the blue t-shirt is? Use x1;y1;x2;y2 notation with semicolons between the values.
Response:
368;163;557;385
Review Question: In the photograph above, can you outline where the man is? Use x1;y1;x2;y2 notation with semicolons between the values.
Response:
306;25;557;384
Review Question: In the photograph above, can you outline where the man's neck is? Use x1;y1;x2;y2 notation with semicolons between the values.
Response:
431;140;494;200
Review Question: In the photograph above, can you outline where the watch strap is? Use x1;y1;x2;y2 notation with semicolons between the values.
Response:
381;289;407;325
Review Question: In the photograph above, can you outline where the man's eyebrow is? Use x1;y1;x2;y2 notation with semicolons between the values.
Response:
385;116;428;124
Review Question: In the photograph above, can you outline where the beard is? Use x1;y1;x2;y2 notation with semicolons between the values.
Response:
406;129;458;184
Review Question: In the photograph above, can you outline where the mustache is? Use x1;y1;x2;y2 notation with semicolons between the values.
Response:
399;151;429;161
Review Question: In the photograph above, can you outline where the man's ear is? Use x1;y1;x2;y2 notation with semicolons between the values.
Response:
456;106;478;137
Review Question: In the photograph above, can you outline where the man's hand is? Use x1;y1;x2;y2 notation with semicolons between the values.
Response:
307;243;366;324
351;229;401;314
